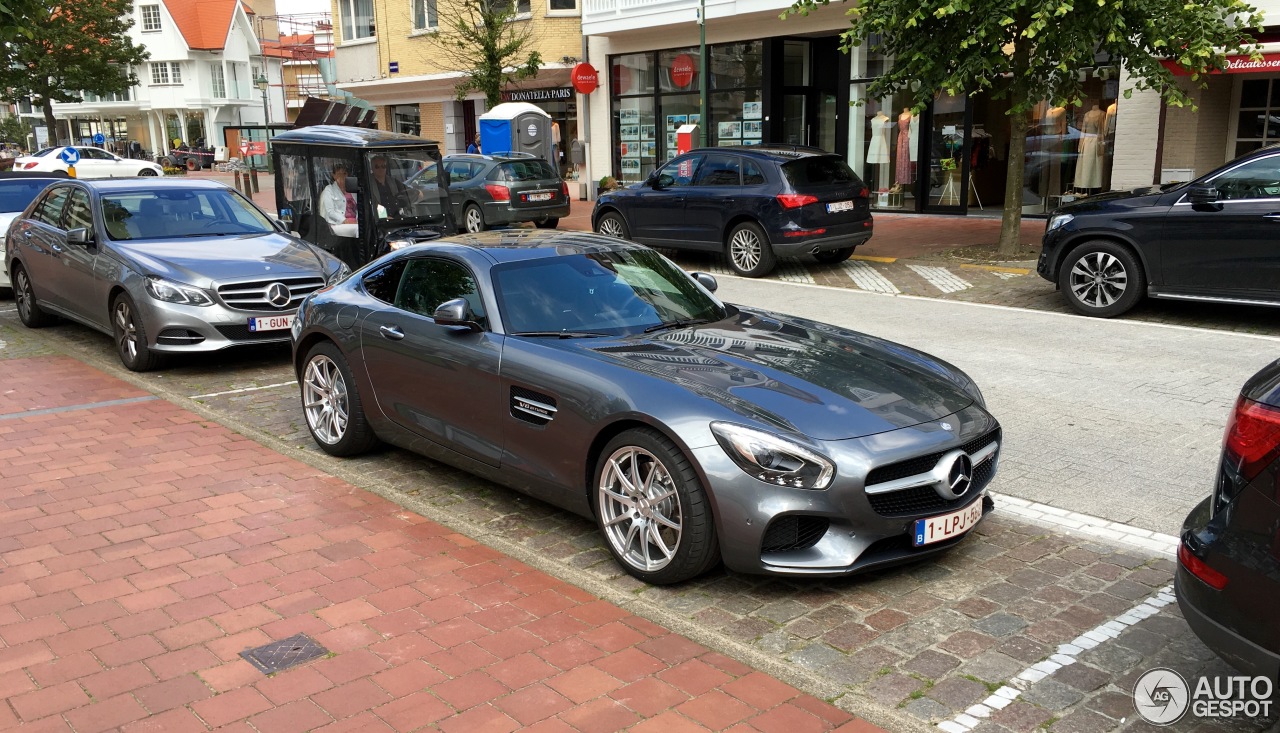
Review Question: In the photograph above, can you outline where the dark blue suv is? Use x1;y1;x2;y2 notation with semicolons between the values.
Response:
592;146;873;277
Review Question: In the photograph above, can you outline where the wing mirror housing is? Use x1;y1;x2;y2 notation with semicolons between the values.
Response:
1187;183;1219;205
690;271;718;293
66;227;93;245
433;297;482;331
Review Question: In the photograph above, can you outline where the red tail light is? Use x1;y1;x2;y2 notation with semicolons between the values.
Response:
485;183;510;202
1223;396;1280;481
854;186;869;198
1178;543;1229;590
561;181;569;199
22;162;38;170
776;193;818;209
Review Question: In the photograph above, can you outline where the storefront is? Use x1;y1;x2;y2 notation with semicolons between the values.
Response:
501;86;578;175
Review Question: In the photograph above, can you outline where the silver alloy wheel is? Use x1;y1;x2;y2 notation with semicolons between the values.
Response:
139;169;158;176
598;216;624;238
465;206;483;233
729;228;762;272
1068;251;1128;309
302;354;349;445
14;270;32;320
598;446;682;572
114;300;139;362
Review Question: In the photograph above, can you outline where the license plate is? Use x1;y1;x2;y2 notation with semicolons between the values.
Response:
912;500;984;547
527;192;552;202
827;200;854;213
248;315;293;332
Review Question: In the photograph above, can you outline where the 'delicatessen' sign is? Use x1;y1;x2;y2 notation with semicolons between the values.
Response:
1161;52;1280;75
502;87;574;102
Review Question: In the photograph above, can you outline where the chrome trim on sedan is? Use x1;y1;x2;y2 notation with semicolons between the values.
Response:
864;440;998;495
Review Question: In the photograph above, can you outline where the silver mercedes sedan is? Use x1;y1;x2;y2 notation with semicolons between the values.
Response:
5;178;349;371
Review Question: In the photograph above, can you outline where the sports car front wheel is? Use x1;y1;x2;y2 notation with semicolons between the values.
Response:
594;428;720;584
302;341;379;456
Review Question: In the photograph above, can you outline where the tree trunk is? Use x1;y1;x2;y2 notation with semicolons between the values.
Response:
997;106;1029;256
41;97;57;147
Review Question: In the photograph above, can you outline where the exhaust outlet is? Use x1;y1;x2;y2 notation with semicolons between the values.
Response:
810;246;821;254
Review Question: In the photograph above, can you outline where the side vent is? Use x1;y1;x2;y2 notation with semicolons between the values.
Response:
511;386;557;426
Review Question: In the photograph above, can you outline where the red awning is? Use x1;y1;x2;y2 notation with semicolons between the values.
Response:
1161;52;1280;76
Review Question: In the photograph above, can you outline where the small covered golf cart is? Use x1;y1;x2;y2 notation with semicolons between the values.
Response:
271;126;454;268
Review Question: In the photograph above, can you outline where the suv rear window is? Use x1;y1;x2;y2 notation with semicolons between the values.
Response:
497;160;558;182
781;156;859;187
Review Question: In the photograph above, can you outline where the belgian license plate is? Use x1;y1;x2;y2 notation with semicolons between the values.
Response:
248;315;293;332
912;500;983;547
827;200;854;213
528;192;552;202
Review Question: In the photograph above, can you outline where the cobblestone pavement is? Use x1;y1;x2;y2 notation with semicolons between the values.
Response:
1;296;1276;731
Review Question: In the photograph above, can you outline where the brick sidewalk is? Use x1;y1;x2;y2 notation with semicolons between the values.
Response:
0;355;885;733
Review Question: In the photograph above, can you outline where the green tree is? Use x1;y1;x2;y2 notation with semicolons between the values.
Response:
787;0;1264;254
0;115;33;146
422;0;543;108
0;0;43;43
0;0;149;145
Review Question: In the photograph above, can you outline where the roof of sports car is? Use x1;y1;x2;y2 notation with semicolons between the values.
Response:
434;230;650;262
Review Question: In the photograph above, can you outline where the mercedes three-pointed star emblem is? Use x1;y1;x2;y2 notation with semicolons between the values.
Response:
265;282;291;309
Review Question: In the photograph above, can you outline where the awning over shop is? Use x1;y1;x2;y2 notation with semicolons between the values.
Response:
1161;52;1280;76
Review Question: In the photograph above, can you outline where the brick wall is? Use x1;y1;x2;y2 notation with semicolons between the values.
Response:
1110;73;1163;189
1154;76;1233;179
421;102;447;151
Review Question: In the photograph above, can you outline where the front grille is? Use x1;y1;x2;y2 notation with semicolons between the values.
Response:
156;328;205;345
867;453;998;518
865;428;1001;486
214;325;293;342
216;276;324;312
760;516;829;553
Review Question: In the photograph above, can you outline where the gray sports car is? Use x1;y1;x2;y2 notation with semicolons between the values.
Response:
291;230;1000;584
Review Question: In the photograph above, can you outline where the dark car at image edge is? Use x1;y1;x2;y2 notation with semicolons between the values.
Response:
1176;357;1280;683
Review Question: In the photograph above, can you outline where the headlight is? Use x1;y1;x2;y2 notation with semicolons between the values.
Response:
328;262;352;284
1046;213;1074;232
711;422;834;489
144;276;213;306
387;239;412;251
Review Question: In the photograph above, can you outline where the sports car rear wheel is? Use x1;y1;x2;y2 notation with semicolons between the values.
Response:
302;341;379;456
594;429;719;584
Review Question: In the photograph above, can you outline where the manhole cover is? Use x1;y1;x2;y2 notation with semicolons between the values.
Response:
240;633;328;674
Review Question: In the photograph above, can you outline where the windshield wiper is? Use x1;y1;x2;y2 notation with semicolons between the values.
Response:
643;318;712;334
512;330;610;339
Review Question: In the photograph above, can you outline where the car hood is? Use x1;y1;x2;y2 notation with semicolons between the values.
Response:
111;233;329;285
1056;184;1176;214
580;308;976;441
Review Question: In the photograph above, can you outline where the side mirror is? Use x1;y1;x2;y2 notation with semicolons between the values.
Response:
1188;183;1219;205
691;271;718;293
66;227;93;245
345;175;362;193
432;297;481;331
269;217;288;233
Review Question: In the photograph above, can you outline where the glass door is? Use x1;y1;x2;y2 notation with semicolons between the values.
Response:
782;94;807;145
921;93;971;213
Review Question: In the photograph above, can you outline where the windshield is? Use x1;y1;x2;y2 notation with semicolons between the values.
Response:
365;148;447;227
0;180;55;213
492;249;727;336
102;188;275;241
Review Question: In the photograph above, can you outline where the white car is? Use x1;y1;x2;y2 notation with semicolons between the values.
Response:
12;146;163;179
0;174;67;292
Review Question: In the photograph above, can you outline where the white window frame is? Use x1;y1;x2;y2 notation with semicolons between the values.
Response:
210;63;226;98
169;61;182;84
546;0;579;16
140;4;161;32
411;0;438;32
150;62;170;85
338;0;376;42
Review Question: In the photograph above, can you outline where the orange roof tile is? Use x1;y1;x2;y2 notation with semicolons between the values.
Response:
163;0;239;51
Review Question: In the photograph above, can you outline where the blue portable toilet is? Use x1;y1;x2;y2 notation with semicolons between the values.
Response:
479;102;553;162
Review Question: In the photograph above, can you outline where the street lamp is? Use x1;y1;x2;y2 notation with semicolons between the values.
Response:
255;73;271;174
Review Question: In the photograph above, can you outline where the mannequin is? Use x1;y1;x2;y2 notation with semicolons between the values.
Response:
895;108;915;185
1074;104;1104;190
1041;106;1067;202
867;111;892;190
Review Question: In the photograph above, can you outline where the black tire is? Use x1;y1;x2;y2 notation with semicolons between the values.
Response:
534;218;559;229
184;158;198;171
300;341;379;457
592;428;720;585
463;203;486;233
111;293;162;372
12;264;57;328
138;168;158;177
813;247;855;265
726;221;777;277
595;210;630;240
1058;239;1145;318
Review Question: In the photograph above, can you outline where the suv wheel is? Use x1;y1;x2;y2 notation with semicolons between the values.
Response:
726;221;777;277
1059;240;1144;317
596;211;629;239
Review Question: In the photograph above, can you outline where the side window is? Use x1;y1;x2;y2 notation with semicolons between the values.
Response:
743;159;766;185
692;154;741;186
61;189;93;231
1210;156;1280;201
83;148;112;160
657;154;702;188
32;188;71;227
394;258;487;325
362;259;408;304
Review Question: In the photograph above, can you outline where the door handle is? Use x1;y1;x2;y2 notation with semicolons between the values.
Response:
379;324;405;340
1264;213;1280;221
21;230;31;238
50;244;63;254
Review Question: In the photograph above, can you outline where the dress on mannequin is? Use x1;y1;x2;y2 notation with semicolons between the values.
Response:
895;110;914;184
1074;105;1104;190
867;112;892;190
1041;106;1067;201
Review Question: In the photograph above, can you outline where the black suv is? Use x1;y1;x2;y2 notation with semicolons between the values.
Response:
1038;144;1280;317
592;146;873;277
414;153;569;233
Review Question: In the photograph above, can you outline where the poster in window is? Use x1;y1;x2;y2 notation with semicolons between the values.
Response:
743;101;762;119
665;114;687;129
641;141;656;157
689;114;700;125
619;108;640;124
717;121;741;139
620;142;639;158
620;158;641;175
666;132;677;148
620;125;640;140
742;120;762;137
742;138;762;147
641;124;655;140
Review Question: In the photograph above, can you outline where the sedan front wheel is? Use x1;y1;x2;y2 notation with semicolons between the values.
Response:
112;294;161;371
1059;240;1144;318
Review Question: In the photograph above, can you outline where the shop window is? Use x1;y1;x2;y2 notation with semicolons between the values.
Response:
783;41;810;86
1022;88;1117;213
659;48;699;93
710;42;762;90
710;90;762;147
611;53;654;96
659;95;698;164
614;97;655;184
1235;78;1280;158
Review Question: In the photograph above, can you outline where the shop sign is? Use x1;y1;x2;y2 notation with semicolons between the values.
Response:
503;87;574;102
572;63;599;94
671;54;695;88
1161;52;1280;76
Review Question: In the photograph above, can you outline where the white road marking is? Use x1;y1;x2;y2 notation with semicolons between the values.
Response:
993;271;1023;280
840;260;900;294
701;258;815;284
907;264;972;293
0;339;6;350
937;584;1177;732
991;492;1179;557
190;381;297;400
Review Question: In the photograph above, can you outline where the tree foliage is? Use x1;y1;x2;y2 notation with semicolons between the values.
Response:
423;0;544;109
787;0;1264;253
0;0;149;145
0;0;44;44
0;115;34;147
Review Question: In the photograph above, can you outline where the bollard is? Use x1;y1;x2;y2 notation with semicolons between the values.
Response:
249;166;260;194
233;170;241;192
242;170;254;199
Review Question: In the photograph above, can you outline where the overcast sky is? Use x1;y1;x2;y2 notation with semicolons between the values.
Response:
275;0;331;15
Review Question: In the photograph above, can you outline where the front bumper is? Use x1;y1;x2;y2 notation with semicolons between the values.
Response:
1037;226;1068;283
137;294;296;353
